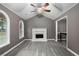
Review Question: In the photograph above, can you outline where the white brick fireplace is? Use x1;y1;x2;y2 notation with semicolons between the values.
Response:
32;28;47;41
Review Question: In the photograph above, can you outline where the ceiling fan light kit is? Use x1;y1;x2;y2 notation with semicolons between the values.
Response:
37;8;44;14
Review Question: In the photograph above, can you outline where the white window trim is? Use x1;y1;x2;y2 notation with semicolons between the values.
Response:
19;20;24;39
0;10;10;48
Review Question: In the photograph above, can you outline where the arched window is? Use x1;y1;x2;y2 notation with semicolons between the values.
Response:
19;20;24;39
0;10;10;48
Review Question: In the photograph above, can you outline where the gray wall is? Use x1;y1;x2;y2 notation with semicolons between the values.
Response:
24;15;55;39
0;4;24;55
55;4;79;54
58;18;66;33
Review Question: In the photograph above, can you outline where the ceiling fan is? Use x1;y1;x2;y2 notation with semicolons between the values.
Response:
30;3;51;14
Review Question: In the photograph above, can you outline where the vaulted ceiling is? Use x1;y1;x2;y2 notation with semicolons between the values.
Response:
1;3;76;20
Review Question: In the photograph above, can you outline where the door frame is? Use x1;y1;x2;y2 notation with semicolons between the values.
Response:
55;16;68;48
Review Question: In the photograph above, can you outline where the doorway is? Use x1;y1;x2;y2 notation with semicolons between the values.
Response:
56;16;68;48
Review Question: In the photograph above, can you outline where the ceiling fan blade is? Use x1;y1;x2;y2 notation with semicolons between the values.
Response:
44;10;51;12
44;3;49;7
31;11;36;13
30;4;36;7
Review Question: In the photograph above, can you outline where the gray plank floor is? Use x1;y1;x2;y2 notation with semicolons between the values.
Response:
7;40;74;56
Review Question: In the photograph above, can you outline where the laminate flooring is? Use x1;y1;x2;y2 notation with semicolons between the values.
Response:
7;40;74;56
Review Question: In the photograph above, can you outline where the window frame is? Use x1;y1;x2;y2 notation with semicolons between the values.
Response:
19;20;24;39
0;10;10;48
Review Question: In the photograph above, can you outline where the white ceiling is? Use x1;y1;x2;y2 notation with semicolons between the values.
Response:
1;3;75;20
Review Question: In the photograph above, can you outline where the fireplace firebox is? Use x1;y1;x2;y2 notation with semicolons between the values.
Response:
36;34;43;38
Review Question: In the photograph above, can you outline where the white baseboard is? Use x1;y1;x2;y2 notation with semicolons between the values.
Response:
25;39;47;41
58;39;66;40
25;39;55;41
25;39;32;40
55;39;57;42
48;39;55;40
67;48;79;56
1;39;26;56
55;39;66;42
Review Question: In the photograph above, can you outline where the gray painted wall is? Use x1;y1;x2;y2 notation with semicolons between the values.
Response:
24;15;55;39
58;18;66;33
0;4;24;55
55;4;79;54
